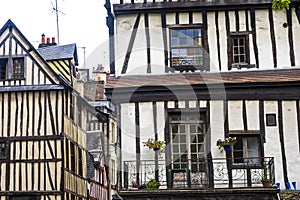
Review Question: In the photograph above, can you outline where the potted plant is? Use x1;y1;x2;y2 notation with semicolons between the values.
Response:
262;163;273;187
216;137;237;152
272;0;291;11
146;179;160;189
143;138;165;154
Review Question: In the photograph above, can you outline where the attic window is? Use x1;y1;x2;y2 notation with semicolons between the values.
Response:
169;26;208;72
0;57;25;80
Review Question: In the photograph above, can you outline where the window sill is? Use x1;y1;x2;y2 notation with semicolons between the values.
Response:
231;63;256;70
170;65;210;72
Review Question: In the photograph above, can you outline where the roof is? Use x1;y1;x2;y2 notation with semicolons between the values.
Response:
37;43;78;66
105;68;300;89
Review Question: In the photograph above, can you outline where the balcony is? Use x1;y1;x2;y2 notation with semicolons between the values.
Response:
119;157;279;199
123;157;275;190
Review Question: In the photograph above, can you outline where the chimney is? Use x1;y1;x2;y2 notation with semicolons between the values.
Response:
46;37;50;44
41;34;45;44
38;34;47;48
51;37;57;45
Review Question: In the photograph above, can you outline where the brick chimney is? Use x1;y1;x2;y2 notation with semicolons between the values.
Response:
38;34;47;48
38;34;57;48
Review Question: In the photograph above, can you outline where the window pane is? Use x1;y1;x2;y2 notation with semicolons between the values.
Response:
186;29;193;36
179;37;187;46
179;125;185;133
172;125;178;134
170;28;202;68
190;125;196;133
173;144;179;153
12;58;24;79
172;37;179;46
180;135;186;143
239;38;245;45
179;30;186;37
198;134;204;143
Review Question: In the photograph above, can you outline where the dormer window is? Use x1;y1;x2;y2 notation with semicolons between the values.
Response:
0;57;25;80
169;26;208;72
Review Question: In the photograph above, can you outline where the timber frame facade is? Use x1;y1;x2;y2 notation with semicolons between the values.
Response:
0;20;90;200
104;0;300;199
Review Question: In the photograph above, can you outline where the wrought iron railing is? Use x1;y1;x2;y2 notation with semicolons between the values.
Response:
123;157;275;189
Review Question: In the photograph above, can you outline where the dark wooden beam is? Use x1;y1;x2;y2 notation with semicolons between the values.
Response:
278;100;290;189
107;82;300;103
113;0;272;16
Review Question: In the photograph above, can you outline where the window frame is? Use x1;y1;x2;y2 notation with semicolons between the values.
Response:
229;32;254;70
169;109;207;172
0;141;7;160
0;56;25;80
168;24;209;72
229;132;262;168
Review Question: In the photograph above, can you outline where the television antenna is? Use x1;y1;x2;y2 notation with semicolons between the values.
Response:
50;0;66;44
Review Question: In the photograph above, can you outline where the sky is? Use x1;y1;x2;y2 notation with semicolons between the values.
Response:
0;0;108;68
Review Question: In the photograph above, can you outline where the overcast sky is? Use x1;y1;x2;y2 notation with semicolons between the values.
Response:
0;0;108;68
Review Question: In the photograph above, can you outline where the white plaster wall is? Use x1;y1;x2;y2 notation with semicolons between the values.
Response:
139;102;155;160
210;101;226;159
179;12;189;24
256;10;273;70
156;102;166;141
264;101;284;187
207;12;220;72
193;12;202;24
115;15;136;75
121;103;136;161
228;101;243;130
292;8;300;67
239;10;247;32
282;101;300;189
229;11;236;32
166;13;176;25
273;10;290;68
125;15;148;75
246;100;259;130
248;33;256;67
149;14;165;74
218;12;228;72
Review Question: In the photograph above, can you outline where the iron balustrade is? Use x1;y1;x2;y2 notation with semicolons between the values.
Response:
123;157;275;189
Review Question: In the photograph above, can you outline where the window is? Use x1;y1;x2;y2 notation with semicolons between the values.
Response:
78;148;83;176
266;114;277;126
111;159;116;185
70;142;75;172
232;136;261;165
0;142;6;159
170;112;206;172
0;57;25;80
170;27;206;71
229;33;254;70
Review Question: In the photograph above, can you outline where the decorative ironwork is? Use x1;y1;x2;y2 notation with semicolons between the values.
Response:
123;157;275;189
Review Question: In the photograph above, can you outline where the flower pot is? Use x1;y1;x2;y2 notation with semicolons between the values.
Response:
153;148;160;152
223;145;231;151
262;180;273;187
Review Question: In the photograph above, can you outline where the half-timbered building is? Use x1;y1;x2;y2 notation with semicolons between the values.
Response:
104;0;300;199
0;19;90;200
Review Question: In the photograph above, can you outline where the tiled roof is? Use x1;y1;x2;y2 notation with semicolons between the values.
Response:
37;43;78;65
106;68;300;89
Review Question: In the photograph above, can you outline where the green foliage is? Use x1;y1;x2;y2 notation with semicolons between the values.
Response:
146;179;160;189
216;137;237;151
272;0;291;11
143;138;165;150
